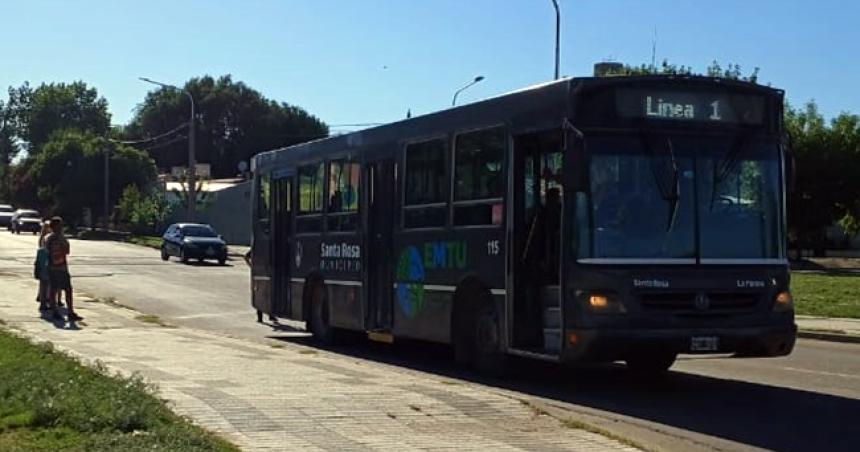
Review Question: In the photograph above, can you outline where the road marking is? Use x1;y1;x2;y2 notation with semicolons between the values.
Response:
780;366;860;380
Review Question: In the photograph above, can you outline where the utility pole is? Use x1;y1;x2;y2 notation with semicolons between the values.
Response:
103;143;109;229
139;77;196;222
551;0;560;80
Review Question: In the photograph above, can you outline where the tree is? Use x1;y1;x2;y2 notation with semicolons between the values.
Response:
27;130;157;225
785;102;860;252
124;75;328;178
9;81;111;154
115;184;174;234
605;59;760;82
0;99;20;199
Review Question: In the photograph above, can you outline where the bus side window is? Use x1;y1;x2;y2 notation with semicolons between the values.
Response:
453;126;505;226
327;159;360;232
403;138;447;228
296;162;324;233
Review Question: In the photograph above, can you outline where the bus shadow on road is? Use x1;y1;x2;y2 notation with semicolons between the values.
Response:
271;335;858;452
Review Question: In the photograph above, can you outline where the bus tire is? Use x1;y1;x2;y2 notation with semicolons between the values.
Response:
454;285;505;374
472;300;506;374
625;352;677;374
308;283;336;344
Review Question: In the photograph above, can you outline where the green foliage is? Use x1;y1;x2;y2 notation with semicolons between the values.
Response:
169;175;213;212
124;75;328;178
604;59;760;82
116;185;174;234
785;102;860;249
26;130;157;225
0;330;237;450
0;99;18;199
8;81;111;153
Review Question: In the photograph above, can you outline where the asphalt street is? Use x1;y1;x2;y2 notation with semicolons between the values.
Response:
1;232;858;451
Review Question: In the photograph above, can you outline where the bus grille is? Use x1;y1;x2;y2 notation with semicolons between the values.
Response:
639;292;760;314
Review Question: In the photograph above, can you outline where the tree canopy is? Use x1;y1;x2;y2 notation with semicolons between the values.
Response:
124;75;328;178
785;103;860;248
604;59;760;83
26;130;156;225
8;81;111;152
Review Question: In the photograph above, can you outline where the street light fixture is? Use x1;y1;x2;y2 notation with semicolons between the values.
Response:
139;77;197;221
451;76;485;107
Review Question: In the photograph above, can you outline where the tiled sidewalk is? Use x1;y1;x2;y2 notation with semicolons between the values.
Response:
0;276;637;451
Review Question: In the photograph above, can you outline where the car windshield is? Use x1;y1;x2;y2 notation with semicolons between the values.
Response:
182;226;218;237
20;212;40;218
577;134;783;261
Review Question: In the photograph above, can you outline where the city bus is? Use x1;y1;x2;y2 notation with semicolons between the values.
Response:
249;72;796;373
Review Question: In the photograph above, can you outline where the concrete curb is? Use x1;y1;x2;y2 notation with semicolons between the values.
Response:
797;329;860;344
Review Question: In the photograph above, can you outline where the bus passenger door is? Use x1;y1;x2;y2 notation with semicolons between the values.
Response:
511;130;564;355
365;158;395;331
271;176;292;317
251;174;273;316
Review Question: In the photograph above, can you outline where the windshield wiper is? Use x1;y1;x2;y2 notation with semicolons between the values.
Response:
710;133;750;210
641;132;680;231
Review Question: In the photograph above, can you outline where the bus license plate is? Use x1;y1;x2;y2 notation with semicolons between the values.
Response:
690;336;719;352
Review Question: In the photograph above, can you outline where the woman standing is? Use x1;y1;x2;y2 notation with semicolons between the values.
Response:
35;221;61;319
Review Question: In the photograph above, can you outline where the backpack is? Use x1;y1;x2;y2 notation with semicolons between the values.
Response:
34;248;49;279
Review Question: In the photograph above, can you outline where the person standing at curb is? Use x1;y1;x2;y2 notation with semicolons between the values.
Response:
34;220;62;320
45;216;82;322
243;249;276;323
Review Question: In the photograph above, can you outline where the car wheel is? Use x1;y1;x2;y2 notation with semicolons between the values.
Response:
180;248;189;264
625;352;677;375
218;257;226;265
160;247;169;261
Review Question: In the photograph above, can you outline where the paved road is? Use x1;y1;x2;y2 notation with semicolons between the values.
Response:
1;232;858;451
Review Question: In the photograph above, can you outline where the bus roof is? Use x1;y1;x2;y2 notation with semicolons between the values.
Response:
252;75;783;172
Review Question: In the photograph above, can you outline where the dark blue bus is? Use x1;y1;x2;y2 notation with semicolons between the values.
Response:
250;73;795;373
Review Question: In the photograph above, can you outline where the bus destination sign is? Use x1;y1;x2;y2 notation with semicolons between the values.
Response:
616;88;766;125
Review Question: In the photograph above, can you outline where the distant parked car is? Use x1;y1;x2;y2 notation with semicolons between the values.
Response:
9;209;42;234
0;204;14;228
161;223;228;265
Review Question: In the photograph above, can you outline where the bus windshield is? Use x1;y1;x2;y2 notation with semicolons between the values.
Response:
578;134;783;261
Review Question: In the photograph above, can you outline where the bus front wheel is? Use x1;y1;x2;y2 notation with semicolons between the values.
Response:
625;352;677;374
455;289;506;374
308;284;335;344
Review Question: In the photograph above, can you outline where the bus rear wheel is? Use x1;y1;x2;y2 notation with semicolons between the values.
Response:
625;352;677;374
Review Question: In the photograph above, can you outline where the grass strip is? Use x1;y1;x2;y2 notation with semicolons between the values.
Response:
127;235;162;250
791;272;860;319
0;329;236;451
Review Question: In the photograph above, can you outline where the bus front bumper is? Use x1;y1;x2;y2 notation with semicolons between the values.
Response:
564;323;797;362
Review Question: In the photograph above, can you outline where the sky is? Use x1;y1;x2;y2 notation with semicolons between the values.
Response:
0;0;857;133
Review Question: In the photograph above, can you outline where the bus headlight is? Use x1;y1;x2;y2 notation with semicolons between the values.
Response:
773;291;793;311
587;293;626;314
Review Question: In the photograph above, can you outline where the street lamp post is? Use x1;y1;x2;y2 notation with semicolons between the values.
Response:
451;76;485;107
551;0;560;80
139;77;196;221
103;142;109;229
